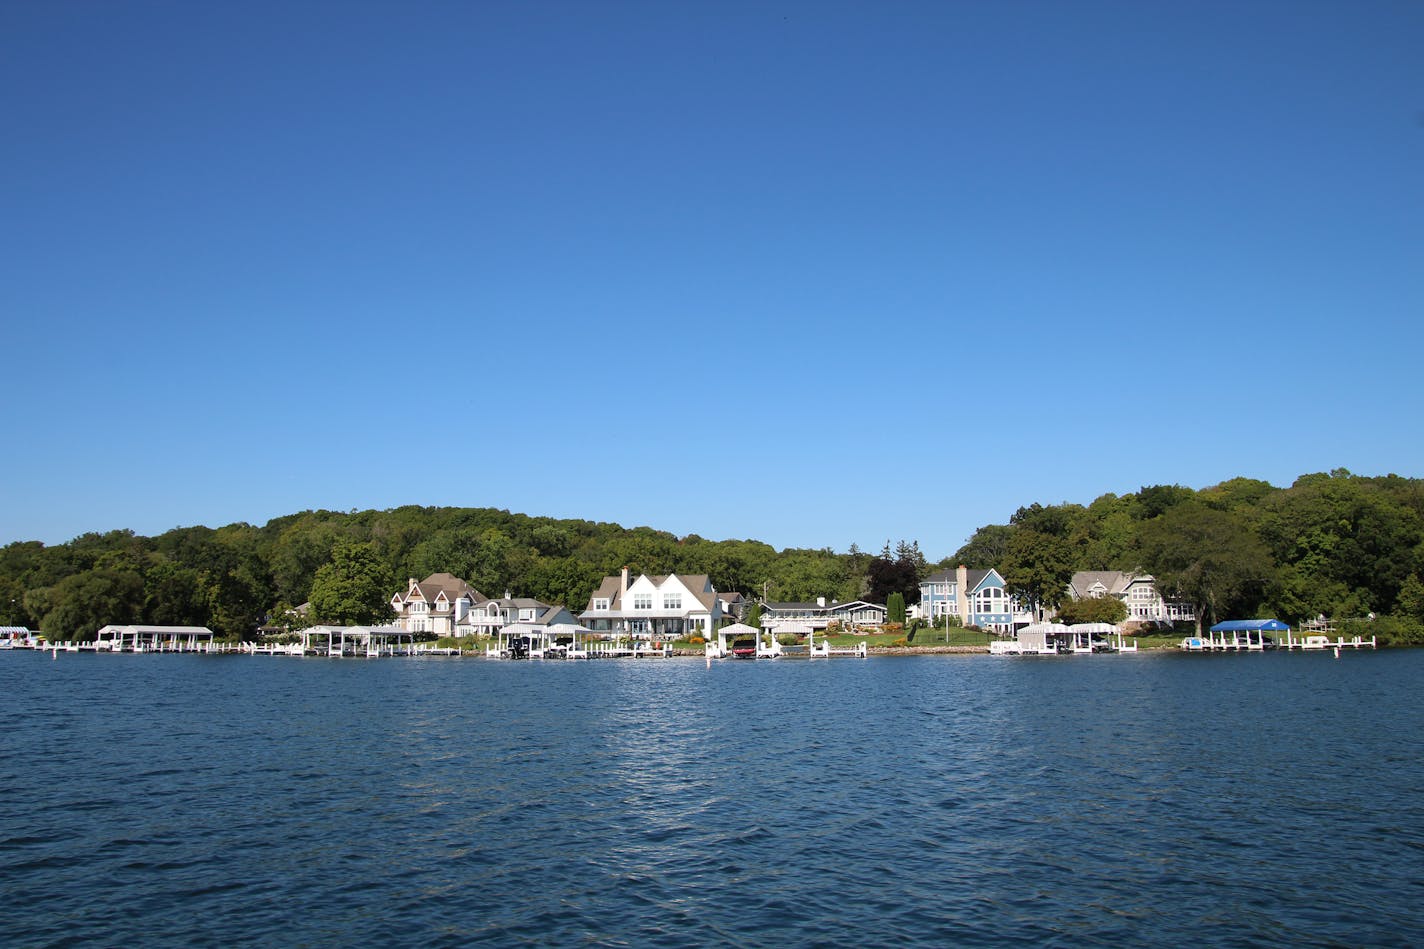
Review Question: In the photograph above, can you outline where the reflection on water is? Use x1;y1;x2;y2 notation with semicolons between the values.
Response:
2;651;1422;946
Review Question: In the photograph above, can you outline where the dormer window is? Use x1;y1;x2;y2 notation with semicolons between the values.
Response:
592;598;610;611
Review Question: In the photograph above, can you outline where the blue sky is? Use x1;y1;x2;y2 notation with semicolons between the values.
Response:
3;0;1422;559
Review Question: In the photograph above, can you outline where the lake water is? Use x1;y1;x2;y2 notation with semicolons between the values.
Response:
2;650;1421;947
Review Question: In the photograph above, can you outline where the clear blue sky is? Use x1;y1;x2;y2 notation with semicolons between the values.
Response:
3;0;1421;559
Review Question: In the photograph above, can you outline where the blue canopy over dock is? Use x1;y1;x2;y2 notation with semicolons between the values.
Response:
1209;619;1290;633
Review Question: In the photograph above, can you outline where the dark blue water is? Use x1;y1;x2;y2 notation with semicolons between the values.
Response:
2;650;1421;947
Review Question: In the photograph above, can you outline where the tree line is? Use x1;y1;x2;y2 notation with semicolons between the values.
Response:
3;470;1422;644
979;470;1424;642
0;506;925;640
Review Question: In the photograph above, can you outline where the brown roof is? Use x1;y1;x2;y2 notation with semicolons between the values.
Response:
585;575;623;612
403;573;485;605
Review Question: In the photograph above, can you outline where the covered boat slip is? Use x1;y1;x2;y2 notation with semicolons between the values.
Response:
992;622;1137;655
703;622;867;659
1183;618;1289;652
1184;618;1376;652
95;625;216;652
706;622;772;659
487;623;601;659
299;625;419;657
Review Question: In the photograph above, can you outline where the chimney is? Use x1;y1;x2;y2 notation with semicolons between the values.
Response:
956;564;969;623
621;566;629;592
817;596;826;608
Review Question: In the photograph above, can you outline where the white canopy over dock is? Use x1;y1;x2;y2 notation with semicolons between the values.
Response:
95;625;215;652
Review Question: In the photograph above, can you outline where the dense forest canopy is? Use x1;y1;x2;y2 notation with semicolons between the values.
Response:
3;470;1422;644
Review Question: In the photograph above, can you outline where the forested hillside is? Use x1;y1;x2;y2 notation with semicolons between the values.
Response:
962;470;1424;642
0;506;914;640
4;470;1422;643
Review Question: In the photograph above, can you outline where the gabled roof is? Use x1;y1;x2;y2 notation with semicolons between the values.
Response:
585;576;623;611
401;573;485;606
673;574;718;611
1068;571;1158;599
966;568;1005;593
584;572;718;612
1070;571;1129;598
764;599;886;613
828;600;886;612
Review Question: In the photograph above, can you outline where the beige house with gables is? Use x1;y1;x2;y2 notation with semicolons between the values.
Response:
389;573;485;636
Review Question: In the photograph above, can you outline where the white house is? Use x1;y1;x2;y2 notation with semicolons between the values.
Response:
1066;571;1195;623
580;568;723;639
389;574;485;636
456;596;576;639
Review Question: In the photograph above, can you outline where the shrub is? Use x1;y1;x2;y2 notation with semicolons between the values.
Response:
688;635;705;645
1343;615;1424;647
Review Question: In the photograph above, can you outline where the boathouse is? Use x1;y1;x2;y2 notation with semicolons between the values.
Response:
95;625;216;651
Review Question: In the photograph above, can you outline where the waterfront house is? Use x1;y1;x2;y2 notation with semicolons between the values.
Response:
456;595;576;639
718;590;748;621
389;573;485;636
1066;571;1194;623
758;597;887;635
579;568;723;639
918;566;1016;633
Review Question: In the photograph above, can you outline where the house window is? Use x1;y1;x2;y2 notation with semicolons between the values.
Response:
663;594;681;610
411;601;427;613
974;588;1003;615
633;594;653;610
519;609;536;622
593;598;609;611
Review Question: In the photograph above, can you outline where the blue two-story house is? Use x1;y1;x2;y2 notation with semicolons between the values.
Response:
919;565;1016;633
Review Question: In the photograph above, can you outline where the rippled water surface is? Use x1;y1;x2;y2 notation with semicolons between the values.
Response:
2;650;1422;946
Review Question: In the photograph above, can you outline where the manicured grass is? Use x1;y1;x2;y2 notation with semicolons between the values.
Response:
907;628;998;648
1120;634;1185;649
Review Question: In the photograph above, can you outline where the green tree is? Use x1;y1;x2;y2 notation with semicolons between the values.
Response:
1133;484;1197;520
953;524;1013;568
1257;473;1422;616
1055;595;1128;626
1395;573;1424;623
308;542;393;626
744;602;763;629
886;591;906;626
1001;529;1075;620
143;561;209;627
35;568;145;641
1138;502;1276;635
